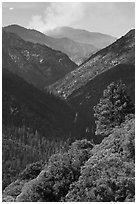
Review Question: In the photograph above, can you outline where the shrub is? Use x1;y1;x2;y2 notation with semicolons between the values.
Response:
65;118;135;202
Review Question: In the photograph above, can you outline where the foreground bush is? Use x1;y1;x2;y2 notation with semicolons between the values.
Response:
16;139;93;201
3;117;135;202
65;117;135;202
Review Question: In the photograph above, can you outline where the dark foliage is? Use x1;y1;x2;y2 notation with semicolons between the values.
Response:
19;161;45;181
3;69;75;136
94;81;134;137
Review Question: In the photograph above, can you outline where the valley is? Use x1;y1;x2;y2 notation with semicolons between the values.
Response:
2;20;135;202
48;29;134;99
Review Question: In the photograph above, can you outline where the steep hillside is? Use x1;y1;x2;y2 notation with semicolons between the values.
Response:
3;68;75;136
68;64;135;143
2;29;77;90
3;25;97;65
2;68;76;189
50;37;97;65
46;26;116;49
48;29;134;99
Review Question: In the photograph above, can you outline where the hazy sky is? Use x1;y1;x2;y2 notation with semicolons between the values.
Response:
2;2;135;37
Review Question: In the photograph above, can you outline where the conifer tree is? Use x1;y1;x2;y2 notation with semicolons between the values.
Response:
94;81;134;137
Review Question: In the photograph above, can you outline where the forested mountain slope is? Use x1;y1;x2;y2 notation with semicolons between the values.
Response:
48;29;134;98
4;25;97;65
3;68;75;138
2;30;77;90
68;64;135;143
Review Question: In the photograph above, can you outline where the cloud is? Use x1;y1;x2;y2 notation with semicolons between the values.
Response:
28;2;85;33
9;7;14;10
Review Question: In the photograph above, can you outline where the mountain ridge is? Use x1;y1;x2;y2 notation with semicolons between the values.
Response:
47;29;135;99
46;26;117;48
3;24;98;65
47;26;116;39
2;29;77;90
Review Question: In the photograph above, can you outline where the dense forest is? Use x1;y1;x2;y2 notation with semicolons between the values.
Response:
3;81;135;202
2;68;76;189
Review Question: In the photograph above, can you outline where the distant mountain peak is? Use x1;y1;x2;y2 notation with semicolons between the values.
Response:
47;26;116;37
46;26;117;49
3;24;100;65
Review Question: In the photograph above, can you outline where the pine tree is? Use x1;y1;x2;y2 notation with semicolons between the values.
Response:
94;81;134;137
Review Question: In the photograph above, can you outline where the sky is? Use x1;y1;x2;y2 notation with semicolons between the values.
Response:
2;2;135;37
